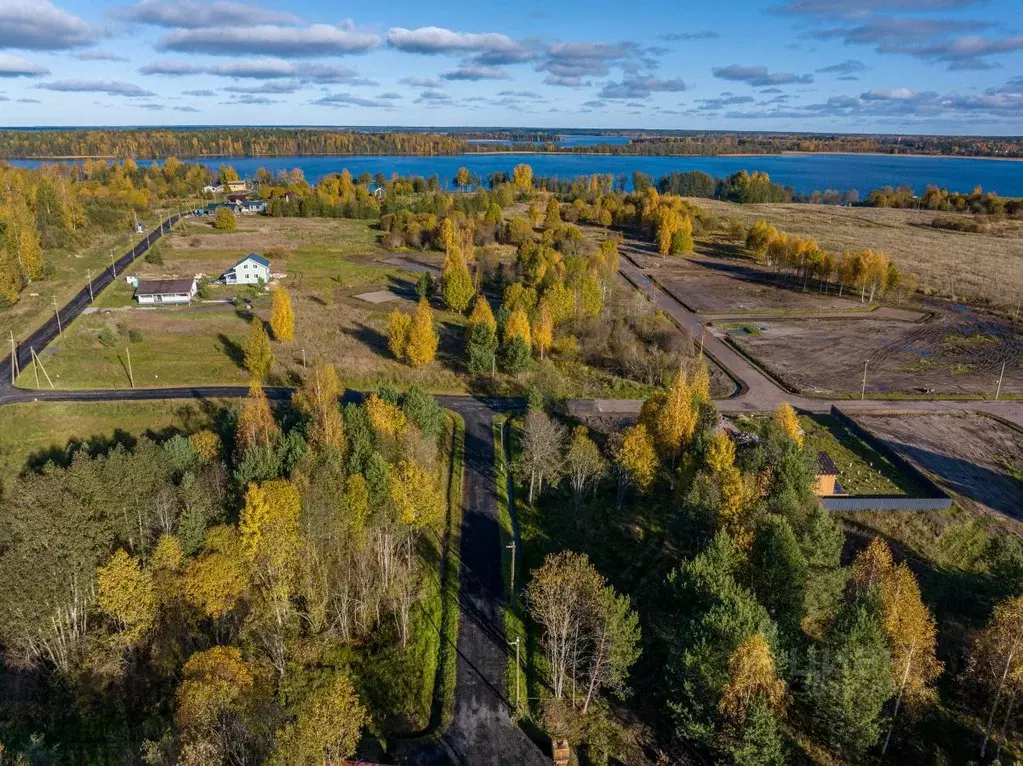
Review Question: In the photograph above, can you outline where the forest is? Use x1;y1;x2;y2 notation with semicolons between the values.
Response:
1;128;1021;159
508;391;1023;764
0;377;459;764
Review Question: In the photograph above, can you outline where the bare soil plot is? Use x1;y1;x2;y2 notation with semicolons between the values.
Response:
855;413;1023;519
689;198;1023;313
731;310;1022;397
650;255;871;314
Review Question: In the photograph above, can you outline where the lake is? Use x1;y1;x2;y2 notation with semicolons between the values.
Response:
9;152;1022;195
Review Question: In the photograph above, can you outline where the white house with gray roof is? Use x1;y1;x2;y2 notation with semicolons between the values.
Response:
222;253;271;286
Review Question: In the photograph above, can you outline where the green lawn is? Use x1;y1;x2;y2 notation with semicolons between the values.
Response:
0;398;230;488
493;415;528;718
733;413;925;496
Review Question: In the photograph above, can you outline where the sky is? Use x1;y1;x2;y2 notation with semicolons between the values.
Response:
0;0;1021;133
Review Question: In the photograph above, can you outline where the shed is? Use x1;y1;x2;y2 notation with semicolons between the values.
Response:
815;451;841;496
135;278;197;306
223;253;271;286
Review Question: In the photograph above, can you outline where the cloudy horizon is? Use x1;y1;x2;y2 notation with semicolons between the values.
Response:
0;0;1020;134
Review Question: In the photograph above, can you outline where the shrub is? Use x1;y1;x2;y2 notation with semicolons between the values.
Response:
196;277;213;300
128;328;144;343
213;207;237;230
264;244;292;261
98;327;117;347
144;248;164;265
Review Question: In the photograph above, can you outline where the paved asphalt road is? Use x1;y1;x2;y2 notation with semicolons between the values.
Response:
429;400;548;765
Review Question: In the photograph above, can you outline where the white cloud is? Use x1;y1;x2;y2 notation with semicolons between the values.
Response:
0;0;100;50
0;53;49;77
158;22;380;57
124;0;299;28
387;26;521;57
36;79;156;97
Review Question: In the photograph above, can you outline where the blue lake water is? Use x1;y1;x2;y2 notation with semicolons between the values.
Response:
10;152;1022;195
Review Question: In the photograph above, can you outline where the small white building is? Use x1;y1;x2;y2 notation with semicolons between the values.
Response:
222;253;271;286
135;278;197;305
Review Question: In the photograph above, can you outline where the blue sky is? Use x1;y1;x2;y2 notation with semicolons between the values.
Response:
0;0;1021;133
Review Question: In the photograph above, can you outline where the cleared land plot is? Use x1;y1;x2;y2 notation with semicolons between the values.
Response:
855;413;1023;519
0;399;226;488
731;312;1022;397
652;254;873;314
19;216;681;398
688;198;1023;313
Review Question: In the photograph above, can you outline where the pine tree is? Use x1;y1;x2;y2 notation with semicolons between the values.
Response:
269;287;294;343
750;516;807;633
805;597;894;759
466;320;497;375
405;299;438;368
500;335;532;373
243;317;273;380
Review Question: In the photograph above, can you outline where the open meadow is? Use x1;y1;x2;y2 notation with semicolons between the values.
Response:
688;198;1023;313
17;215;700;398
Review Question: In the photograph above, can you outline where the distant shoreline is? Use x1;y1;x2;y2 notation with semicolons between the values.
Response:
7;150;1023;162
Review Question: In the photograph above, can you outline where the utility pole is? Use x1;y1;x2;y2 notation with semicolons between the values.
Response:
506;541;516;605
861;360;869;401
995;361;1006;401
302;347;307;370
510;636;521;714
126;347;135;388
52;296;62;336
699;327;706;357
86;269;94;302
31;347;54;388
111;250;118;278
9;330;19;385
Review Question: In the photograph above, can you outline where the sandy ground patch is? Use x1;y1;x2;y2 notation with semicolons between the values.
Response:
855;413;1023;519
731;310;1022;397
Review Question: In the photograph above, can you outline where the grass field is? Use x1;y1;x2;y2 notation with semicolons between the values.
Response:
0;398;229;489
2;208;182;345
688;198;1023;313
18;215;672;399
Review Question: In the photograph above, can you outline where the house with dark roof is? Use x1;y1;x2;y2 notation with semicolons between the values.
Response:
134;278;197;306
222;253;271;286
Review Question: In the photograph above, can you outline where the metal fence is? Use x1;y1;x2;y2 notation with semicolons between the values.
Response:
821;496;952;511
823;406;954;512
